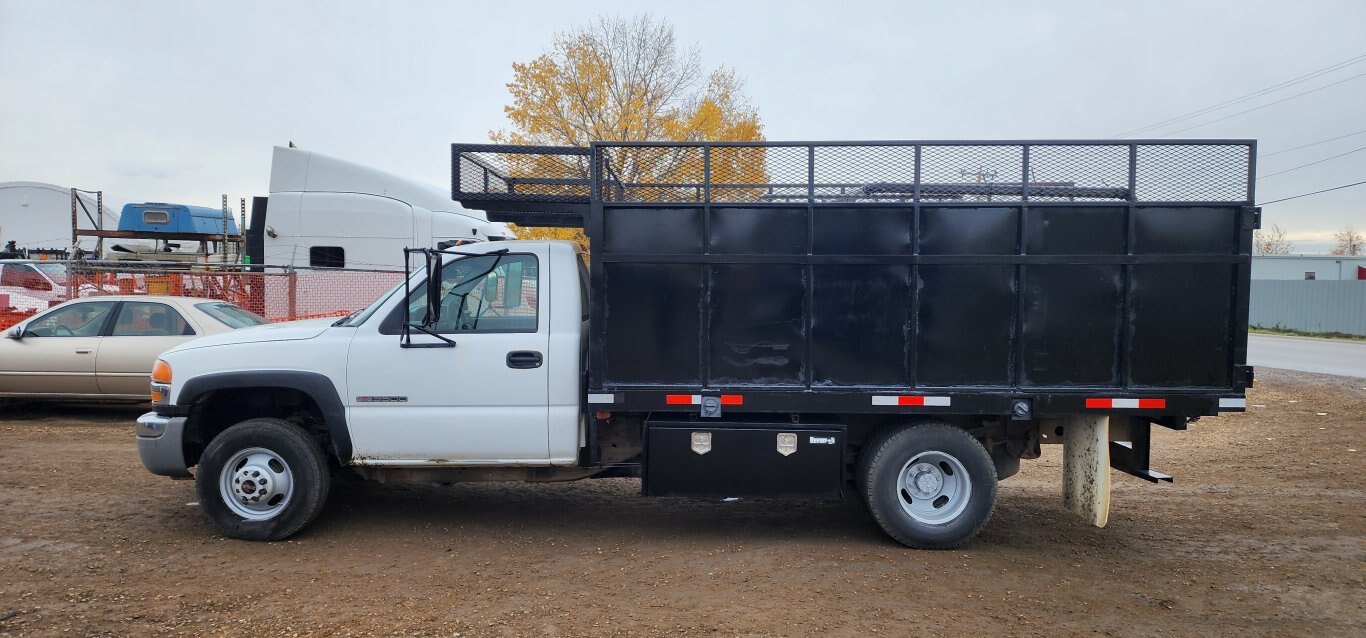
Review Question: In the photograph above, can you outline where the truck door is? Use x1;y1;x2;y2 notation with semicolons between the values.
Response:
345;247;550;463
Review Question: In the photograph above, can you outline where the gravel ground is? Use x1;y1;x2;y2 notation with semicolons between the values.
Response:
0;368;1362;637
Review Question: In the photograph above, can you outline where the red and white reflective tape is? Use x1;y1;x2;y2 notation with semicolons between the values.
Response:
1085;398;1166;409
872;395;951;407
665;394;744;406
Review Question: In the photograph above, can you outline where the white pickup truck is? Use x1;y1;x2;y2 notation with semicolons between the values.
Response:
138;241;589;541
138;138;1258;549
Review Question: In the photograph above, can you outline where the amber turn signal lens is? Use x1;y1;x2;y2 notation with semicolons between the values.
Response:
150;388;164;403
152;360;172;384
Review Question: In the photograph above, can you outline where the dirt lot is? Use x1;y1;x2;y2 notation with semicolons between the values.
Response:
1;369;1362;637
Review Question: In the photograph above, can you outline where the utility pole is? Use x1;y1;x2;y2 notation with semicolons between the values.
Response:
221;194;230;264
240;198;247;264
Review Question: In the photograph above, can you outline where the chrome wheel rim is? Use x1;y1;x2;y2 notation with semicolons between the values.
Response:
896;451;971;525
219;447;294;521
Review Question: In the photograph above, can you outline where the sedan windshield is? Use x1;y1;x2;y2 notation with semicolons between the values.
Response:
195;302;268;329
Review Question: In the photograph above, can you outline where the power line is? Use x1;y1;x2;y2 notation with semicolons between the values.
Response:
1156;72;1366;137
1260;129;1366;158
1257;180;1366;205
1112;54;1366;138
1258;145;1366;179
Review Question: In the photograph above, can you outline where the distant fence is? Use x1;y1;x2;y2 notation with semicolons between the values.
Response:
1250;280;1366;336
0;261;404;331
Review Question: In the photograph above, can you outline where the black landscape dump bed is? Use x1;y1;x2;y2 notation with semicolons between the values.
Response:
451;140;1256;421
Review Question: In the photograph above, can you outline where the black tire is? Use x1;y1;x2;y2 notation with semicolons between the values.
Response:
195;418;331;541
860;422;997;549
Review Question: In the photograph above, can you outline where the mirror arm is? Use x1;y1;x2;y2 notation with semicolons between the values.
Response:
403;324;456;348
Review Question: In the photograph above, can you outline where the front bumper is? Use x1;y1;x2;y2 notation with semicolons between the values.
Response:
136;411;191;477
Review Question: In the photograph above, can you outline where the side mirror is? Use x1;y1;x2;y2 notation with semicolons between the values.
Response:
424;253;444;326
504;264;524;309
482;274;499;303
6;325;24;339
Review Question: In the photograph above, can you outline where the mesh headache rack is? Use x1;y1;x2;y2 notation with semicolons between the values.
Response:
451;140;1255;227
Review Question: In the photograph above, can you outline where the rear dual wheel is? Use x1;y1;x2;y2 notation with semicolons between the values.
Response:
196;418;331;541
860;422;997;549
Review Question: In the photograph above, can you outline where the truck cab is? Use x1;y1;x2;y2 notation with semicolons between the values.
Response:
139;241;584;462
345;241;584;465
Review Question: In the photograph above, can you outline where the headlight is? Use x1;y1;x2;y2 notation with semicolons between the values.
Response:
152;359;172;384
151;360;171;403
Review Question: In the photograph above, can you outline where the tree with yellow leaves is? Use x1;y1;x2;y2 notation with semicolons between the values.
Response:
493;14;764;245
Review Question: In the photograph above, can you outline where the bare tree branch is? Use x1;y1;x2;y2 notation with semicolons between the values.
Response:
1254;224;1296;255
1331;225;1364;256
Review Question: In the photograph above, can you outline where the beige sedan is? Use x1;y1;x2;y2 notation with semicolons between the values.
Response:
0;296;267;401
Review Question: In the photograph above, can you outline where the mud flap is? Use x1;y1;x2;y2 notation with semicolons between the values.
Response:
1062;415;1110;528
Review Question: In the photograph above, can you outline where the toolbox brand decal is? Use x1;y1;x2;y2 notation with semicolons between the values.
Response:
808;436;836;445
356;396;408;403
691;431;712;455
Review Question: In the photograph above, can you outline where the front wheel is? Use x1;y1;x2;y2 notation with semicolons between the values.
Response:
860;423;997;549
196;418;331;541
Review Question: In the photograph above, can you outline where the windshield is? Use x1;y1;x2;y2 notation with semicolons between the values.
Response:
336;280;408;327
31;262;68;284
195;302;268;329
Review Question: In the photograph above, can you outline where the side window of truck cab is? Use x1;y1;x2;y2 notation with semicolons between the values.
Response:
389;254;540;334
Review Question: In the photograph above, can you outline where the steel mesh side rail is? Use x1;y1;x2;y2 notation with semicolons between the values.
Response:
452;144;593;204
452;140;1255;207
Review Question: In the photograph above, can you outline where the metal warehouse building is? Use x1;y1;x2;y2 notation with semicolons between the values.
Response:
1252;254;1366;281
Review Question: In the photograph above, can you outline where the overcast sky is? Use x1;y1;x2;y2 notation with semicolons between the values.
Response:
2;0;1363;251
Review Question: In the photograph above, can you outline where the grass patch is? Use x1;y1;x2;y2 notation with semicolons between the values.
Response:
1250;326;1366;341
